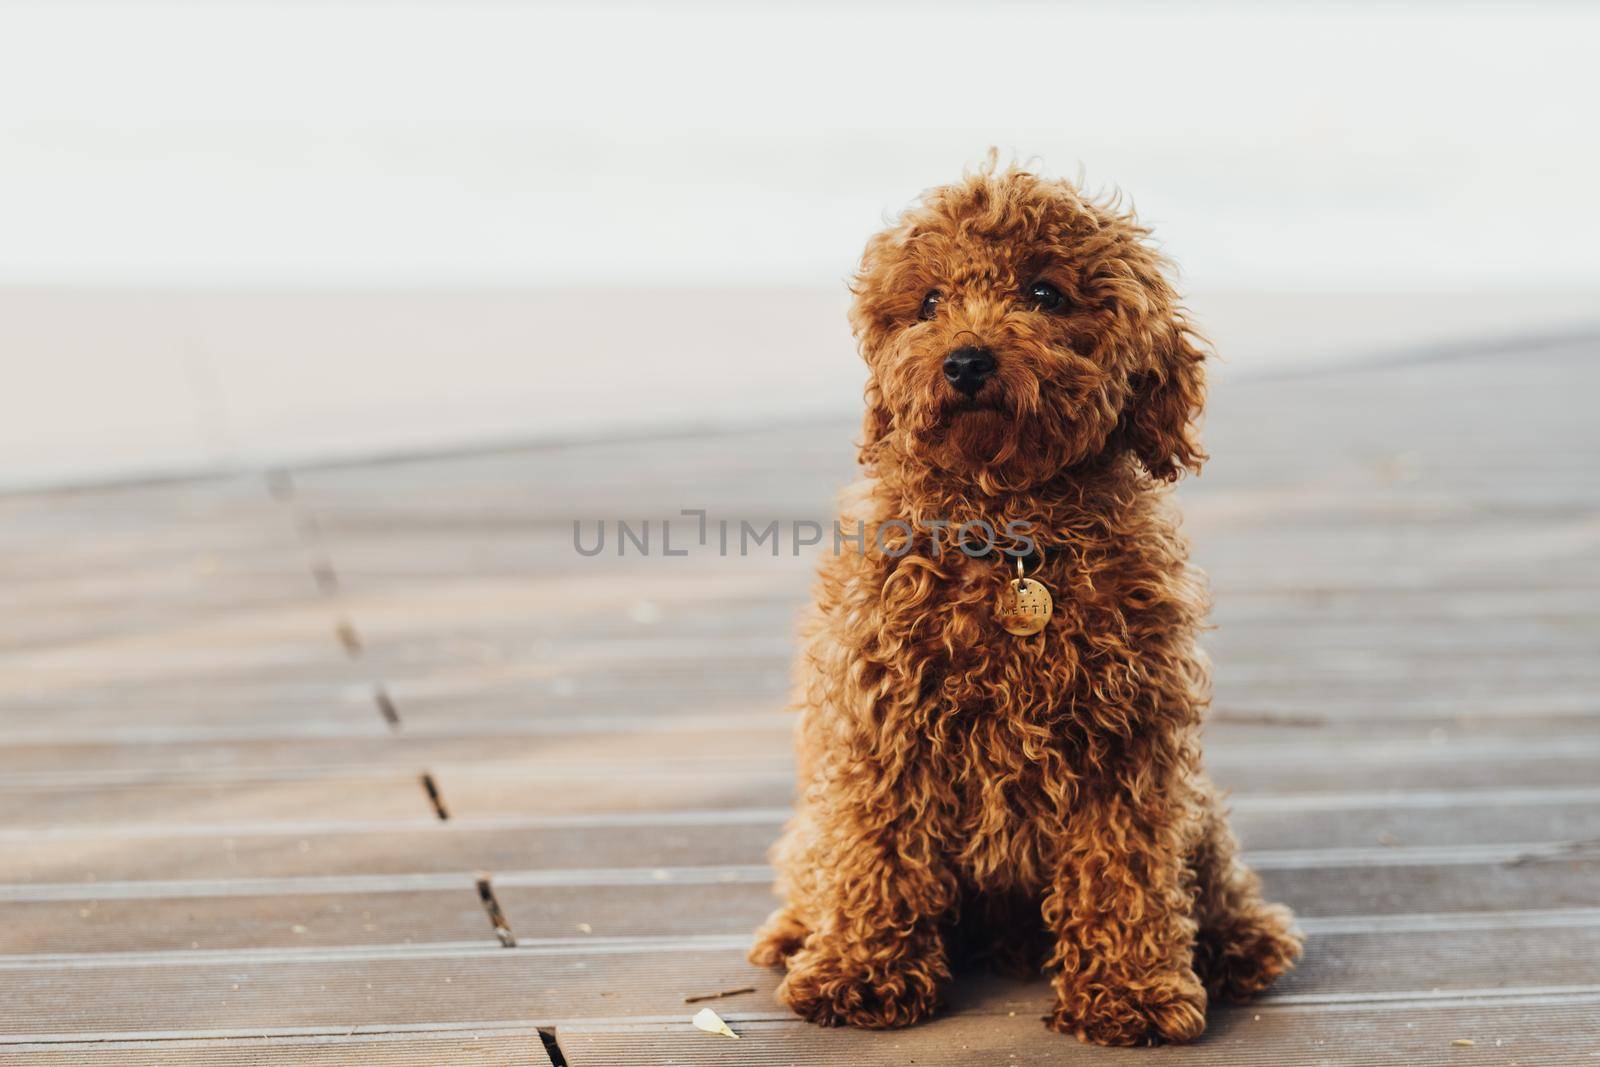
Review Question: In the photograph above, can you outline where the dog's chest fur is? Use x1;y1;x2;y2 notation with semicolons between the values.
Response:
812;479;1205;892
910;551;1117;888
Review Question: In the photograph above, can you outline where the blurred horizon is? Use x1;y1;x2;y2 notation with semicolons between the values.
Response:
2;0;1596;487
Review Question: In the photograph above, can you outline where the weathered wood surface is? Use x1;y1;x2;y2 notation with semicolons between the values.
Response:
2;334;1598;1063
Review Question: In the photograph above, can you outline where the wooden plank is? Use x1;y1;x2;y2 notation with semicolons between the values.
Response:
327;617;1600;671
0;947;776;1040
1259;860;1600;918
0;639;368;703
0;573;327;615
193;787;1600;853
493;881;779;942
4;1031;553;1066
286;529;1600;593
490;861;1600;942
294;505;1600;582
8;775;1598;870
0;501;299;557
10;867;1595;961
0;546;309;596
0;684;390;738
312;586;1598;666
1207;715;1600;744
288;439;1600;518
0;636;362;688
303;669;1600;726
1271;926;1600;998
424;747;1600;813
0;600;336;658
296;471;1600;537
8;849;1596;921
3;926;1598;1041
1209;751;1600;793
277;368;1600;517
0;775;434;827
0;582;323;635
0;707;388;744
557;994;1600;1066
254;629;1600;692
291;427;855;514
3;676;1594;739
0;889;495;954
5;772;1597;849
0;775;794;828
330;580;1599;637
501;858;1600;940
5;710;1599;779
1220;800;1600;853
0;820;779;884
314;541;814;589
0;731;800;780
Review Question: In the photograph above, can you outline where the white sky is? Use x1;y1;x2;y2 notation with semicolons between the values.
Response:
1;1;1597;290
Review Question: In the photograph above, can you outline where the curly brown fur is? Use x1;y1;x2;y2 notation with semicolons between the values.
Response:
751;161;1301;1045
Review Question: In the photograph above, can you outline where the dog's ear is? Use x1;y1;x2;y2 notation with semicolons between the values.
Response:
1119;320;1207;482
848;227;904;467
1078;201;1208;483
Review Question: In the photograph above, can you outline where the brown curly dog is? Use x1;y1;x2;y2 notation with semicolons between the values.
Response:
750;163;1302;1046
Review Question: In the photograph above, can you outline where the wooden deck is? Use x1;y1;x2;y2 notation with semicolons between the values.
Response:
3;334;1599;1065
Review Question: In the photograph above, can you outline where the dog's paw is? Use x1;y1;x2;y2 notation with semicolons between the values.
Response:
748;908;809;968
1048;974;1207;1046
777;948;943;1030
1198;904;1302;1002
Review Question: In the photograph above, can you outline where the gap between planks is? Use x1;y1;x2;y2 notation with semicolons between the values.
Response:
3;838;1598;902
3;784;1600;842
3;733;1599;789
266;470;393;733
5;908;1600;969
6;708;1599;745
6;986;1600;1048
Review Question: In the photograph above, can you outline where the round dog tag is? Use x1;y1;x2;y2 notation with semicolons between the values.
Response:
998;558;1053;637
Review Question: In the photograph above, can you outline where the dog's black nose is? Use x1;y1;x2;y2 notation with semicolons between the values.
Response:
943;346;996;396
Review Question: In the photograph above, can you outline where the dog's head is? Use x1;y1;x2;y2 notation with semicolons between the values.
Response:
851;164;1206;490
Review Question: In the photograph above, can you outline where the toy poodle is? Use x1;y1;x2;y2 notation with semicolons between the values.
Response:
751;162;1301;1046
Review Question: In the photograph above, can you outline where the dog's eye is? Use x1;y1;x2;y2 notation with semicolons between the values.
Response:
1025;280;1066;312
918;290;942;321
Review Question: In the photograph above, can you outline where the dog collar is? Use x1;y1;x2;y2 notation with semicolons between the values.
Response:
968;543;1042;574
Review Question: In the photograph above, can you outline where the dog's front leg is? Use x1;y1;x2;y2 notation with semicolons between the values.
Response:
774;811;954;1030
1042;787;1207;1046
